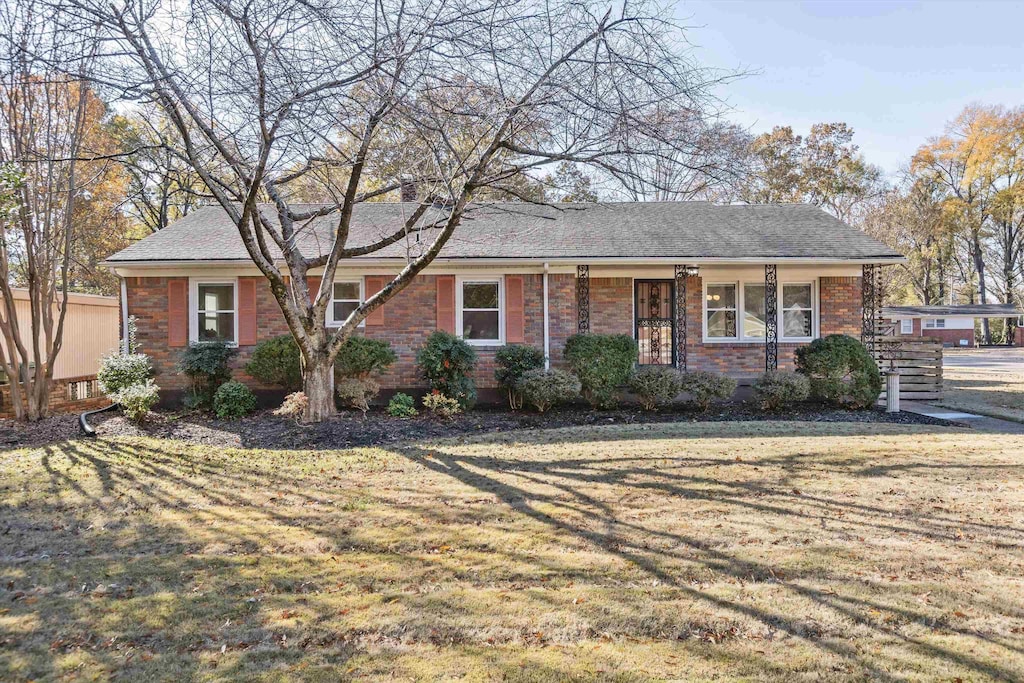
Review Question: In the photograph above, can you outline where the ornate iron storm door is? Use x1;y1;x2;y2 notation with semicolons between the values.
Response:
635;280;675;365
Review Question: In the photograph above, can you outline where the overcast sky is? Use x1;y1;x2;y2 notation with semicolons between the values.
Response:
676;0;1024;177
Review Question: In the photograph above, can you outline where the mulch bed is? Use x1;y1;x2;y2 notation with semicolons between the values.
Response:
1;402;952;450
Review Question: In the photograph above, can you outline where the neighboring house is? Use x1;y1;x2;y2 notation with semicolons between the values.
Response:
103;202;903;403
0;288;119;417
0;288;120;382
883;304;1024;348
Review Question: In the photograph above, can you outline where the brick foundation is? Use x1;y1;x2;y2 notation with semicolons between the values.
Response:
126;271;865;402
0;375;107;418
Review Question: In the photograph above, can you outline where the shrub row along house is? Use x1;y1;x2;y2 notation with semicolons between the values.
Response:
103;201;903;404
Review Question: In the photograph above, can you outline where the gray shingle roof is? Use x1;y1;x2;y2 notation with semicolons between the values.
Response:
883;304;1023;318
106;201;903;263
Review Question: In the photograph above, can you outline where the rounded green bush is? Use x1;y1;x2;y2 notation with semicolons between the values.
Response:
794;334;881;408
97;353;152;396
494;345;545;409
178;341;237;410
516;368;581;413
416;331;477;409
245;335;301;390
213;380;257;419
335;337;398;378
563;334;638;409
628;366;683;411
113;379;160;423
387;392;418;418
753;370;810;412
680;371;737;411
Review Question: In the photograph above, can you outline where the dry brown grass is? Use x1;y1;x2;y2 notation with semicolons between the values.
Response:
3;421;1024;681
938;366;1024;423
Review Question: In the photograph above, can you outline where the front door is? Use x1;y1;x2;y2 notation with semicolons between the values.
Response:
635;280;674;365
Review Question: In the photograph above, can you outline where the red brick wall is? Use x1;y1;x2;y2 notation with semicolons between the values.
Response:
926;327;975;347
127;271;866;397
820;276;862;338
589;278;633;336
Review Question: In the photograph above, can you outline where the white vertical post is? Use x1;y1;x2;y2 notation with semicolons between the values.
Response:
543;262;550;370
885;369;900;413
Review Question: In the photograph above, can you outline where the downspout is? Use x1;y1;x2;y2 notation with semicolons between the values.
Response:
120;276;129;354
543;262;550;370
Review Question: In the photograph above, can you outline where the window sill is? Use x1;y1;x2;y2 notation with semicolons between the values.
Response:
463;339;505;348
701;338;815;345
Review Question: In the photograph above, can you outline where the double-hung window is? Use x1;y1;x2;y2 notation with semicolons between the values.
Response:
457;277;503;345
327;280;363;327
900;319;913;334
705;284;738;338
705;280;816;341
193;281;237;344
781;284;814;338
925;318;946;329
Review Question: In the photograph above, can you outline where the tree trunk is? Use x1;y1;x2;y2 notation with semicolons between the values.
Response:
973;235;991;345
303;355;335;423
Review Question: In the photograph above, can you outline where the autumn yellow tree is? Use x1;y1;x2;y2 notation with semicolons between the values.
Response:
913;104;1024;344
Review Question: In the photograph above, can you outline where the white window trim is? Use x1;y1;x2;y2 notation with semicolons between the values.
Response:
189;277;239;346
925;318;946;329
702;279;818;343
325;278;366;328
456;275;505;346
900;319;914;334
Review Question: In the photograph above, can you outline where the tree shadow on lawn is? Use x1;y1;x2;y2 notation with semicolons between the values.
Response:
384;424;1024;680
3;423;1024;681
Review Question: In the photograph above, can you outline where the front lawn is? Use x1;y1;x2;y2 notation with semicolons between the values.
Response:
939;363;1024;424
3;422;1024;681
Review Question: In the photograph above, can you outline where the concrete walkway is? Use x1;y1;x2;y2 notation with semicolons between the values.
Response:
901;400;1024;434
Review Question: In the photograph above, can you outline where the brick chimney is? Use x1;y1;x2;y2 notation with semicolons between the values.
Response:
399;175;416;202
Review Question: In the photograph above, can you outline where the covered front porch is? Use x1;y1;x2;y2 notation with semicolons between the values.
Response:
569;263;887;377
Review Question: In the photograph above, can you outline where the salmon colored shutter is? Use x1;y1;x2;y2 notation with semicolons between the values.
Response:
364;276;386;326
505;275;525;343
436;275;456;333
307;276;321;303
238;277;258;346
167;278;188;347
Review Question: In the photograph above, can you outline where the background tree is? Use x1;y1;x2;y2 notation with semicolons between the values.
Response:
737;123;883;220
544;162;597;202
113;112;208;232
61;0;729;421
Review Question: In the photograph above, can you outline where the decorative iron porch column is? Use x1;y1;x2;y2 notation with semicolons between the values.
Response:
674;266;687;370
765;264;778;371
861;263;880;354
576;265;590;334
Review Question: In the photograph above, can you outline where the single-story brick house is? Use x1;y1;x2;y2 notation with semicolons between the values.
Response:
883;303;1024;347
104;201;903;403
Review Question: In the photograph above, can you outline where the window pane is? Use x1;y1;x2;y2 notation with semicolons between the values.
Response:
463;282;498;309
744;284;766;338
199;284;233;312
707;310;736;338
783;310;812;337
463;310;499;340
706;284;735;309
782;284;811;309
197;312;234;342
333;301;358;321
333;282;360;301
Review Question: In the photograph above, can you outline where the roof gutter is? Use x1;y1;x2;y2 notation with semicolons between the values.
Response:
103;255;907;269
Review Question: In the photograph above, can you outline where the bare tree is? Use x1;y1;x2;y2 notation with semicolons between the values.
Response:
115;111;208;232
0;0;105;420
58;0;727;421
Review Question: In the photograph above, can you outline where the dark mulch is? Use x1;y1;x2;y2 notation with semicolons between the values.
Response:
1;402;952;450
